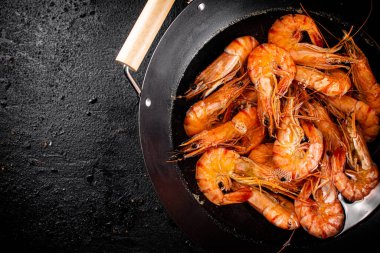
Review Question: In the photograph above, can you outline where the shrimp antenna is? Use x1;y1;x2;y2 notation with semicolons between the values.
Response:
350;0;373;40
300;1;372;49
299;3;333;47
276;229;296;253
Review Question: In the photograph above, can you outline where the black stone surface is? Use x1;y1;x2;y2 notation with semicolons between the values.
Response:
0;0;379;253
0;0;204;252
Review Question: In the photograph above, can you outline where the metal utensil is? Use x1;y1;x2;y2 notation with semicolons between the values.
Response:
339;183;380;234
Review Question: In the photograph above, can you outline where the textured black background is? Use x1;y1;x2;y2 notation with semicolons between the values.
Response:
0;0;379;253
0;0;205;252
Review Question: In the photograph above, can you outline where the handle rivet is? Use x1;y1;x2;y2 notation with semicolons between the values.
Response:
198;3;205;11
145;98;152;107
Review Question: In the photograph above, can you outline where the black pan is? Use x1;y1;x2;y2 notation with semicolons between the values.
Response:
121;0;380;251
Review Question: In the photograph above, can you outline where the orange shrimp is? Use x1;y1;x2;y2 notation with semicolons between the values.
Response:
184;36;259;100
179;107;260;159
235;124;266;154
268;14;324;50
294;104;345;238
273;97;324;180
288;43;355;70
345;36;380;114
184;75;251;136
295;66;351;97
200;148;300;195
332;118;379;202
195;148;252;205
198;153;299;230
248;43;296;136
247;188;299;230
268;14;355;69
305;101;346;151
196;148;292;205
294;175;344;238
248;143;274;166
222;86;258;123
326;95;379;142
235;148;301;195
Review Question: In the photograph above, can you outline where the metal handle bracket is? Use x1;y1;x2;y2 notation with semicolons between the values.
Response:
123;65;141;97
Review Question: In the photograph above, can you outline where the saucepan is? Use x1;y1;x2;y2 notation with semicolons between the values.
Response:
116;0;380;251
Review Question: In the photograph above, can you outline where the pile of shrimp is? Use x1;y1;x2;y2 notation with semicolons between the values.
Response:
173;13;380;239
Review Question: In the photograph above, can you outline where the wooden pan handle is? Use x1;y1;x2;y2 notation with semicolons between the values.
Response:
116;0;175;71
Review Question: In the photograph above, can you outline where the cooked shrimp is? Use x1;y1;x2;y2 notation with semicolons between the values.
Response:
294;176;344;238
248;43;296;136
196;148;295;205
248;188;299;230
237;86;258;104
224;150;300;195
273;97;324;180
184;36;259;100
195;148;253;205
345;36;380;114
295;66;351;97
234;147;301;195
288;43;356;70
179;107;260;159
268;14;324;50
222;86;258;123
248;143;274;166
332;118;379;202
293;113;344;238
184;75;251;136
326;95;379;142
268;14;355;69
235;124;266;154
305;101;345;151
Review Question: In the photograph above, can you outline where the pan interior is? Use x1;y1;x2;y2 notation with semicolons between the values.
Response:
171;9;380;248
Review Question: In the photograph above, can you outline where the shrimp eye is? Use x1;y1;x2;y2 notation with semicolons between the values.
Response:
218;114;224;121
218;182;227;192
326;150;332;157
191;143;199;149
301;136;309;143
264;117;269;126
191;83;197;90
237;81;244;87
280;177;287;182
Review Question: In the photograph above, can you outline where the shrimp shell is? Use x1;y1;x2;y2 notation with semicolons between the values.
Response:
196;148;253;205
184;75;251;136
268;14;355;69
326;95;379;142
295;66;351;97
248;43;296;136
248;188;299;230
332;120;379;202
306;101;346;151
273;98;324;180
294;178;344;238
248;143;274;166
345;36;380;114
268;14;323;51
184;36;259;100
180;107;260;159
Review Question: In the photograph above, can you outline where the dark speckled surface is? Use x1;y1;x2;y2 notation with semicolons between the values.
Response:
0;0;204;252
